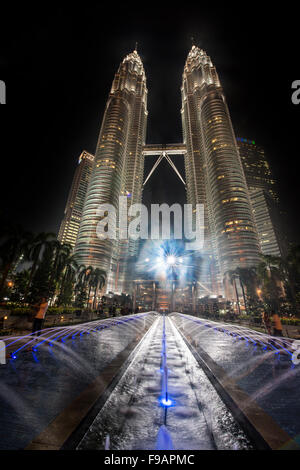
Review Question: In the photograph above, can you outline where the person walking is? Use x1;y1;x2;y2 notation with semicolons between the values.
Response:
271;311;283;337
32;297;49;337
262;311;272;335
98;305;104;317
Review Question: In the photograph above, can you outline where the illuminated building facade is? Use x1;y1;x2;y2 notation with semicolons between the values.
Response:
237;138;278;200
249;189;286;257
181;46;261;295
237;138;287;257
133;279;196;313
73;46;264;299
74;50;147;292
58;151;94;248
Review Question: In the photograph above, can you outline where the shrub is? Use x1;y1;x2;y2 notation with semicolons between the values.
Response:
0;328;13;336
9;308;33;316
281;317;300;326
8;306;78;317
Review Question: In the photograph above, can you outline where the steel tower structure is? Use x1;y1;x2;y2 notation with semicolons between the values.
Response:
181;46;261;294
74;45;261;298
58;151;94;248
74;49;148;292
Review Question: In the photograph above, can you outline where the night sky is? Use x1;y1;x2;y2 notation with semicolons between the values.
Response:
1;4;300;243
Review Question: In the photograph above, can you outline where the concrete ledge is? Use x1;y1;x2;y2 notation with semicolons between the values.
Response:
25;323;154;450
177;328;299;450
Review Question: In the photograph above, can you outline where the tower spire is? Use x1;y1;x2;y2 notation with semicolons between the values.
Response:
135;41;138;52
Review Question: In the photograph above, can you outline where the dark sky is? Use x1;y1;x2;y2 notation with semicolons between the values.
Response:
1;4;300;243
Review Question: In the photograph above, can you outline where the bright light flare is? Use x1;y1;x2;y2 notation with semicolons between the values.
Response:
161;397;173;407
136;240;191;283
166;255;176;266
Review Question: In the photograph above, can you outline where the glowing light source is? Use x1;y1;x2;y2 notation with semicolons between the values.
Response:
136;239;191;283
166;255;176;266
161;397;173;407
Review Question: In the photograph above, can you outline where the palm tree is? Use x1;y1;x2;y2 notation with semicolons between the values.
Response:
286;245;300;272
57;254;79;306
258;254;282;273
29;240;74;303
257;254;283;285
48;241;73;302
91;268;106;310
256;254;285;311
76;265;94;308
0;223;33;298
234;266;258;314
284;245;300;308
224;269;241;315
10;269;31;302
24;232;56;300
29;243;55;302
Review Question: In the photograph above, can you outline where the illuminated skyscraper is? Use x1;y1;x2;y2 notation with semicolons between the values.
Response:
237;138;278;200
181;46;261;293
58;151;94;248
72;46;263;299
74;50;148;292
249;189;286;257
237;138;287;257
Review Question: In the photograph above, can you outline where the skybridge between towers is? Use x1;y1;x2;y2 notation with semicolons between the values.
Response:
143;143;187;156
143;143;186;187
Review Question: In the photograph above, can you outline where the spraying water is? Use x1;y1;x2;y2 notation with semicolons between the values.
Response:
156;425;174;450
105;434;110;450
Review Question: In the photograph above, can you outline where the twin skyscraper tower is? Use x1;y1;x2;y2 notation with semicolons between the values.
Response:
73;46;261;297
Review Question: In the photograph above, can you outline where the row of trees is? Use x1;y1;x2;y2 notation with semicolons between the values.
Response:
225;246;300;317
1;222;300;316
0;223;106;308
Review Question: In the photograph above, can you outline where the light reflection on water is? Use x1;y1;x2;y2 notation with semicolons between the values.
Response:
0;313;155;450
171;313;300;446
77;316;252;450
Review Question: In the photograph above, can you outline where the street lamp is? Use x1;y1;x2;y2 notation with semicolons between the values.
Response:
257;288;262;299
